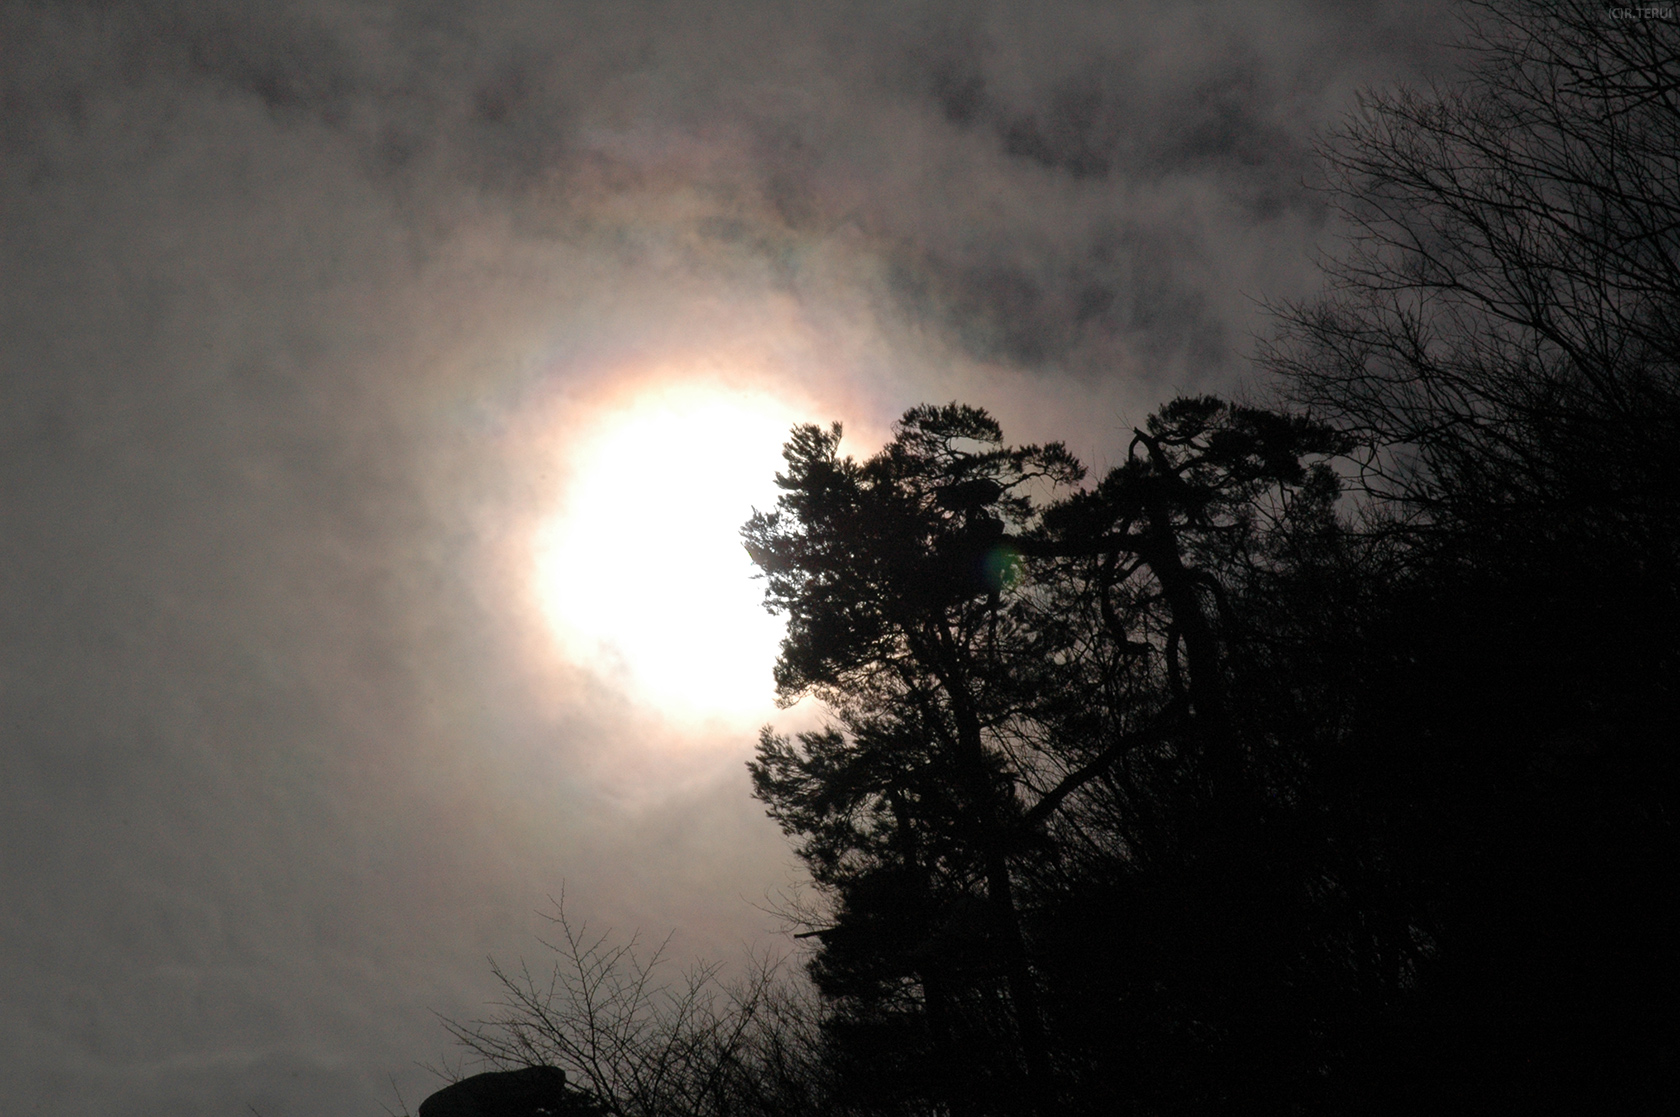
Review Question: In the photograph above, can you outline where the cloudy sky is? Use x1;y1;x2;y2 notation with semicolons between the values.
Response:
2;1;1455;1112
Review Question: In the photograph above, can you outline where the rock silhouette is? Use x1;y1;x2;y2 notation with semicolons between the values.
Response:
417;1066;581;1117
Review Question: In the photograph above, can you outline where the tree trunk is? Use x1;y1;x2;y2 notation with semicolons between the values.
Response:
932;628;1056;1116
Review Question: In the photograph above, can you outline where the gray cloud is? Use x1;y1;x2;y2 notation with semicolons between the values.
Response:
2;1;1454;1112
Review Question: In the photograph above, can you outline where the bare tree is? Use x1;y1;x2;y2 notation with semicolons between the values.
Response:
439;900;839;1117
1263;0;1680;554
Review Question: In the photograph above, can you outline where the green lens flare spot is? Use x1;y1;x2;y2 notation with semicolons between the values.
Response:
982;544;1022;592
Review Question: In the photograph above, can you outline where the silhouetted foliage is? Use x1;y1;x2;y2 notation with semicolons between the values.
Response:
738;8;1678;1111
745;398;1353;1115
455;4;1678;1113
745;404;1084;1116
1257;2;1680;1109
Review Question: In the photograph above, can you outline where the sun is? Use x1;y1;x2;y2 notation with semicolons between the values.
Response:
535;382;803;722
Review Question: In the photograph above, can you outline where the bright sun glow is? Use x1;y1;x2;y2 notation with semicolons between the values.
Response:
536;384;802;721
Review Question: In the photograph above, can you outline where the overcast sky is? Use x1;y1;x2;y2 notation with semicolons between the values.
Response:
2;2;1456;1113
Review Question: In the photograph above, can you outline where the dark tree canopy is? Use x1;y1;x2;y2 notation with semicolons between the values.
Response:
736;7;1678;1111
744;404;1084;703
745;398;1357;1116
1254;3;1680;1110
462;5;1679;1114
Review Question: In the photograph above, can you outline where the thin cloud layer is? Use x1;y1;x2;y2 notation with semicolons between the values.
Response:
2;1;1452;1112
